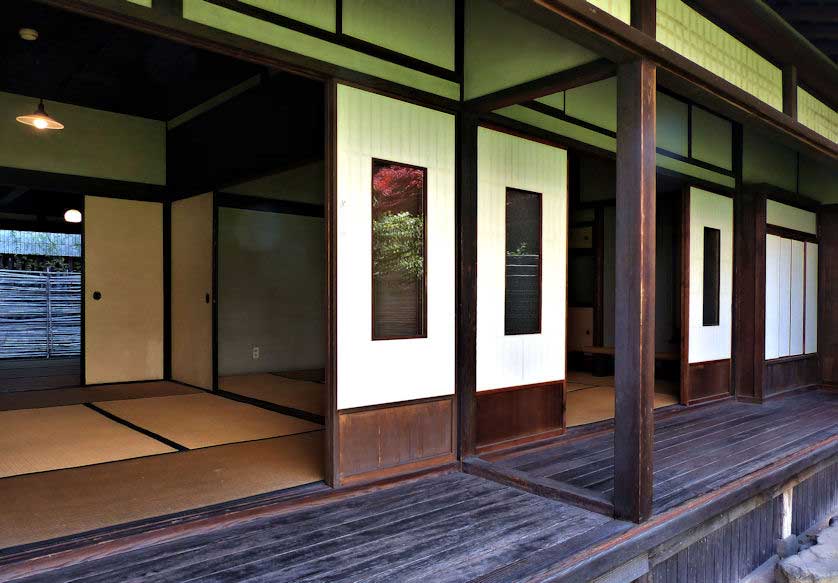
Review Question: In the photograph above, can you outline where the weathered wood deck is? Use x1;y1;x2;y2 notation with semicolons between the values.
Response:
12;472;624;583
484;389;838;514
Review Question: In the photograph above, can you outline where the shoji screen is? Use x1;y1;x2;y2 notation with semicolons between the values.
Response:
688;188;733;363
476;128;568;390
765;236;818;359
336;85;455;410
171;192;214;389
84;196;163;384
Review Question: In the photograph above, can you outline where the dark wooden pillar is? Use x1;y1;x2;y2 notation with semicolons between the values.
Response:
632;0;656;37
819;205;838;389
732;190;766;402
782;65;798;119
614;59;656;523
457;112;479;458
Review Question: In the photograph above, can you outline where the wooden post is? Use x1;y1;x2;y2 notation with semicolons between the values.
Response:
631;0;656;37
782;65;798;120
457;112;479;458
614;59;656;523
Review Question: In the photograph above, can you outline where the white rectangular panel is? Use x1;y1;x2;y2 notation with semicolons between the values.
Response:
776;237;792;358
805;243;818;354
789;240;805;356
336;85;455;410
476;128;567;391
688;188;733;363
764;234;781;360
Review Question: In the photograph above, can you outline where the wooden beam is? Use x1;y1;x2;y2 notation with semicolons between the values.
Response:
631;0;656;37
819;205;838;388
457;112;479;458
783;65;798;120
464;59;616;113
613;58;656;523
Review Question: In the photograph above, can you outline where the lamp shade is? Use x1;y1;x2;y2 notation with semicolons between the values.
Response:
16;100;64;130
63;209;82;223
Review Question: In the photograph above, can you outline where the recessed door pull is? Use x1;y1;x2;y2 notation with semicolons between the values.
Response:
92;291;102;300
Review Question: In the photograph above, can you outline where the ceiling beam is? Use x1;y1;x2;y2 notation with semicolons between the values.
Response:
0;187;30;206
463;59;616;113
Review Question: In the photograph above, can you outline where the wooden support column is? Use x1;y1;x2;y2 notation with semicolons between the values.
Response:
457;112;479;458
820;205;838;389
631;0;656;37
783;65;798;120
614;59;656;523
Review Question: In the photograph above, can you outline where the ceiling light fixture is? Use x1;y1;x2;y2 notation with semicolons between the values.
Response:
63;209;82;224
19;28;38;41
16;99;64;130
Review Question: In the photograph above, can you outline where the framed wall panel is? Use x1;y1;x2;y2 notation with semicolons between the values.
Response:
171;193;214;390
84;196;163;384
805;243;818;354
789;240;805;356
336;85;455;411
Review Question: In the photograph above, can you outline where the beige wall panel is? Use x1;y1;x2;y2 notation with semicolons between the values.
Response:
172;193;214;389
85;196;163;384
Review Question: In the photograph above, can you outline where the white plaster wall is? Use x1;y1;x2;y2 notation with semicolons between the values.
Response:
336;85;455;409
688;188;732;363
476;128;567;390
789;240;805;356
766;200;817;234
805;243;818;354
765;234;792;359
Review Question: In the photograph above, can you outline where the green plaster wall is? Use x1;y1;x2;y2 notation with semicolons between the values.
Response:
125;0;152;6
586;0;631;24
799;156;838;204
691;106;732;171
742;128;796;193
657;0;782;110
0;91;165;184
464;0;598;100
342;0;455;70
657;92;689;156
182;0;459;99
240;0;336;32
565;77;617;132
798;88;838;144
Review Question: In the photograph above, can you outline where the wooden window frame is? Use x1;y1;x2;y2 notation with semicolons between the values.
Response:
370;158;428;341
504;187;543;336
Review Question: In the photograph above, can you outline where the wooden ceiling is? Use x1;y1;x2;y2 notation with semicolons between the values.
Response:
764;0;838;63
1;0;262;120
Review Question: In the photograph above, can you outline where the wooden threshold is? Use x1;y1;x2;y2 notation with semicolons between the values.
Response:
463;457;614;517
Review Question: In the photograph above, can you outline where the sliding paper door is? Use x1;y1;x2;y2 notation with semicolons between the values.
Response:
84;196;163;384
171;192;214;389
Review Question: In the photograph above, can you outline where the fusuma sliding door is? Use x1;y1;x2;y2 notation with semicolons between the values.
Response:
84;196;163;384
475;127;568;449
335;85;456;484
681;186;733;404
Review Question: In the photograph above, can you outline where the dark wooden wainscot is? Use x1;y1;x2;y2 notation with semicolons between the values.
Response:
764;355;820;398
337;395;455;485
685;359;731;404
476;381;564;451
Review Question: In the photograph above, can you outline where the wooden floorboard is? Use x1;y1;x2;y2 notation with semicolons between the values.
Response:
486;390;838;515
14;473;613;583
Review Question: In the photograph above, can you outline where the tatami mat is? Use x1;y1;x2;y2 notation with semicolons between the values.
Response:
220;373;326;416
567;385;680;427
0;381;200;412
94;393;323;449
0;431;324;549
0;405;175;478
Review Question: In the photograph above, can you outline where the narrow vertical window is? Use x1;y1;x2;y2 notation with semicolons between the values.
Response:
505;188;542;335
371;159;427;339
703;226;721;326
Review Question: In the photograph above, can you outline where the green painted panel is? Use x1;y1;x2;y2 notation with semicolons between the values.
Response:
240;0;336;32
798;155;838;204
464;0;598;100
342;0;455;70
657;0;782;110
535;92;565;111
586;0;631;24
126;0;152;6
656;154;735;188
798;88;838;144
657;91;688;156
742;128;796;192
183;0;459;99
691;107;732;171
495;105;617;152
0;91;165;184
565;77;616;133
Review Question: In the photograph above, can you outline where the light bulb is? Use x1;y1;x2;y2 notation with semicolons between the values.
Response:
33;118;48;129
64;209;82;223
